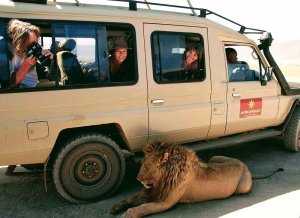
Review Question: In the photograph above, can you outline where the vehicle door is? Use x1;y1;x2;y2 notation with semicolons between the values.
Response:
225;44;280;134
144;24;211;143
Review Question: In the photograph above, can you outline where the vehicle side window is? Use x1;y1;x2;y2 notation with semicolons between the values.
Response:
151;32;205;83
0;21;9;89
225;45;263;82
53;24;103;86
0;19;137;91
53;23;136;86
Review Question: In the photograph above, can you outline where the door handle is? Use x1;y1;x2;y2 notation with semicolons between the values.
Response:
232;93;242;97
151;99;165;105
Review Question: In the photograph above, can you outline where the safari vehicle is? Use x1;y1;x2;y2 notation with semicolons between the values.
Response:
0;0;300;203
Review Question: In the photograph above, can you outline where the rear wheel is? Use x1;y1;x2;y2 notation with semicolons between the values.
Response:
52;133;125;203
284;108;300;152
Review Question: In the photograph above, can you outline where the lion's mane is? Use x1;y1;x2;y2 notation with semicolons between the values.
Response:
143;140;207;201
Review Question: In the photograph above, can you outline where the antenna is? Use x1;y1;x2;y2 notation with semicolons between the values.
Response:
144;0;150;9
186;0;197;16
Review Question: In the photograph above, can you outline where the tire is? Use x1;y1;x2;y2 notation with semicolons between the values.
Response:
52;133;125;203
284;108;300;152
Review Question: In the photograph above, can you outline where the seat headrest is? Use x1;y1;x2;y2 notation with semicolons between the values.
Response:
58;39;76;52
50;41;60;53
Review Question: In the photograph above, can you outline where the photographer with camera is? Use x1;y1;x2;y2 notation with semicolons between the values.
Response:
7;19;53;88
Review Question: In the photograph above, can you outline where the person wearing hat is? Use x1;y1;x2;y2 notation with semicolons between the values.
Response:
108;36;132;82
184;43;203;80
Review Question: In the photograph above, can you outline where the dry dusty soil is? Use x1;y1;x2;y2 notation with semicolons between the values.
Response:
1;137;300;218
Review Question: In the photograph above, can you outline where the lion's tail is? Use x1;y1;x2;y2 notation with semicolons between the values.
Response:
252;168;284;180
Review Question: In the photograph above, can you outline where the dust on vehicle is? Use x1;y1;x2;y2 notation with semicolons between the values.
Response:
0;0;299;203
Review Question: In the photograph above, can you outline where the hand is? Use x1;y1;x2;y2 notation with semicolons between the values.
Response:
24;55;37;67
42;49;54;59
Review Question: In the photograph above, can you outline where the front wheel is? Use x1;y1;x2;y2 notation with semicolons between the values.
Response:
284;108;300;152
52;133;125;203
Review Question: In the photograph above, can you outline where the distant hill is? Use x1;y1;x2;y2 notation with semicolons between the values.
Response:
271;40;300;65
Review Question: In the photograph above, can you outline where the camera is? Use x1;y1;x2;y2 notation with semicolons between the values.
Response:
26;43;51;66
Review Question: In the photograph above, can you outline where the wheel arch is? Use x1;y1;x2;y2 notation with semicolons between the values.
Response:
47;123;129;168
279;98;300;132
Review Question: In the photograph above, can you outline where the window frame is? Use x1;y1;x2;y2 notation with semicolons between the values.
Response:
0;19;10;90
151;30;206;84
225;43;266;83
0;18;138;93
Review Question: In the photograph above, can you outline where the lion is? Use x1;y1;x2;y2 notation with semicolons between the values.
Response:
110;140;253;218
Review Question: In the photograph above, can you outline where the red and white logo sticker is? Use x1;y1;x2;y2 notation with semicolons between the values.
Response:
240;98;262;118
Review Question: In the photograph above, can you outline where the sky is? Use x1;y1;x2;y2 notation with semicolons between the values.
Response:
52;0;300;42
192;0;300;42
49;0;299;68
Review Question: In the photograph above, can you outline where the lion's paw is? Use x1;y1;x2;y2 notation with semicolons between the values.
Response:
109;204;122;214
121;208;140;218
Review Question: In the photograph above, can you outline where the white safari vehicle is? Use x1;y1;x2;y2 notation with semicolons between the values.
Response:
0;0;299;203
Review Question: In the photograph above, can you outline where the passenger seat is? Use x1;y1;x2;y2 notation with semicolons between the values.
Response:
56;39;85;85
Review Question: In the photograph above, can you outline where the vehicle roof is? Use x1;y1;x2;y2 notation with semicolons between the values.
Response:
0;0;251;43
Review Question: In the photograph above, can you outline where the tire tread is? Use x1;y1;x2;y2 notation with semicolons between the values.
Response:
284;108;300;152
52;133;125;203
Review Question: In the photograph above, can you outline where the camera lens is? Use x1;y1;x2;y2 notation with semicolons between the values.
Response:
26;43;51;66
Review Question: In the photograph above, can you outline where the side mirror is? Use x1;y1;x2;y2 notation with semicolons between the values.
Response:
261;67;273;86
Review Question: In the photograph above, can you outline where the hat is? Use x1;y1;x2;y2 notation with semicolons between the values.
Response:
108;36;130;51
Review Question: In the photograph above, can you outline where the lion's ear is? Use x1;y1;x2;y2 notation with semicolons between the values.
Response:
161;152;169;163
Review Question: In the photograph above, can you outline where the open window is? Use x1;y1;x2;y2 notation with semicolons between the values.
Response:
225;45;264;82
0;18;137;91
151;31;205;83
0;21;9;89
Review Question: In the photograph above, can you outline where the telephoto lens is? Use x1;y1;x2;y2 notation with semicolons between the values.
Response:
27;43;51;66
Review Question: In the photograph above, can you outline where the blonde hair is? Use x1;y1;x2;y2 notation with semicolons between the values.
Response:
7;19;40;54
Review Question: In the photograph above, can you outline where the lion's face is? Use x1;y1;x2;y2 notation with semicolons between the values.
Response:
135;141;195;201
137;153;167;189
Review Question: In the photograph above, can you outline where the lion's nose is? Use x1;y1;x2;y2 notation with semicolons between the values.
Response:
137;174;146;182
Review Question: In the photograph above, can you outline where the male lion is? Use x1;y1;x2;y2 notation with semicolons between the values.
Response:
110;141;252;218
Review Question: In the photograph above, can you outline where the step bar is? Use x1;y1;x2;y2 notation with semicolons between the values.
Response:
185;129;283;152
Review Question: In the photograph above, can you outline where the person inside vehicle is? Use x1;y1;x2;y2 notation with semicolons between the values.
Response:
226;47;259;81
184;43;204;80
107;36;132;82
7;19;53;88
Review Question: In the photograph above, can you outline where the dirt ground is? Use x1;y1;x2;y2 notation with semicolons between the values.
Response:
1;137;300;218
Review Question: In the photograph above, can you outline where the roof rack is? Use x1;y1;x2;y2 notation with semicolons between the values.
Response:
108;0;266;34
26;0;266;34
